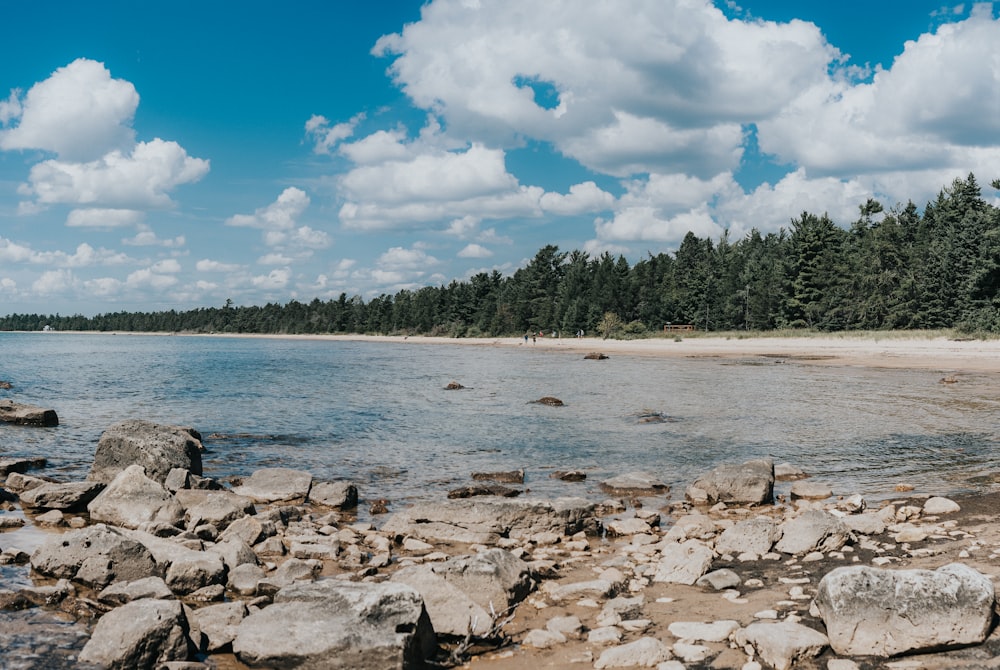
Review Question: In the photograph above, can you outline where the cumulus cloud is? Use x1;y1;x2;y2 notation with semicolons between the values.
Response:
0;59;138;161
1;59;209;215
66;208;144;228
252;267;292;289
196;259;242;272
457;243;492;258
122;225;185;248
227;187;311;230
305;112;365;155
540;181;615;215
373;0;834;175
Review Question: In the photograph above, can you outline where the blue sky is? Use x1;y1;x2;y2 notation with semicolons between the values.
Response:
1;1;998;316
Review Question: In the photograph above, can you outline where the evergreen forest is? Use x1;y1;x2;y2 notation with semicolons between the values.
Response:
3;174;1000;337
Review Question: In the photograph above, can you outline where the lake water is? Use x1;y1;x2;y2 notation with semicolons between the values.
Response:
3;332;1000;666
3;332;1000;510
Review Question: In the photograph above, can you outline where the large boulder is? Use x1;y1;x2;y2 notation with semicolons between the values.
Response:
189;600;247;653
230;467;313;503
391;549;532;636
173;488;256;531
815;563;995;657
774;510;851;555
78;598;191;669
686;458;774;505
233;580;436;669
88;464;185;529
89;419;203;485
0;399;58;426
382;497;598;544
31;524;159;589
653;539;714;585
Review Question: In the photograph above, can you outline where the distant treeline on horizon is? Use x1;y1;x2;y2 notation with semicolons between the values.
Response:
4;174;1000;337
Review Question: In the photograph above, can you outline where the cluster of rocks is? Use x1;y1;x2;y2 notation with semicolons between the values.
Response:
1;420;999;670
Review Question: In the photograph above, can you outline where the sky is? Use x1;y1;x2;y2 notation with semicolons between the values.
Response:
1;1;999;316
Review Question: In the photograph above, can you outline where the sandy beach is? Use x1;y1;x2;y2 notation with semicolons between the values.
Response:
191;331;1000;374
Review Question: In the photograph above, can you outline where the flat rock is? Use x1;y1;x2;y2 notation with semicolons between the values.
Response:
382;497;598;544
189;600;247;652
233;580;436;669
472;469;524;484
173;488;256;531
550;470;587;482
594;636;672;669
230;467;312;503
734;620;828;670
668;620;739;643
599;472;669;496
447;484;521;498
790;481;833;500
774;462;808;481
0;400;58;426
0;457;47;477
18;481;104;511
815;563;994;656
97;576;174;606
606;517;652;536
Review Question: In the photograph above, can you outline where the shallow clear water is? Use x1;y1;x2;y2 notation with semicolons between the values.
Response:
3;332;1000;507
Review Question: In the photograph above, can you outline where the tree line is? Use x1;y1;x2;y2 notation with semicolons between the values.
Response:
3;174;1000;337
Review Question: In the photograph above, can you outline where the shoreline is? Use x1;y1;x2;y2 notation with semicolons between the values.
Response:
29;330;1000;374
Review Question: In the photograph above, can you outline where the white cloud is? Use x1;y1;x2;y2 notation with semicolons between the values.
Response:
33;269;76;295
596;206;723;243
373;0;834;176
122;225;185;247
378;246;439;271
258;253;294;265
126;267;179;289
0;277;16;293
150;258;181;274
66;208;144;228
540;181;615;215
227;187;310;230
196;259;242;272
22;138;209;209
252;267;292;289
84;276;123;297
0;90;22;126
0;59;138;161
458;243;492;258
305;112;364;155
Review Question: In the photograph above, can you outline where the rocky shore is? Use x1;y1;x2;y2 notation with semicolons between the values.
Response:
2;419;1000;669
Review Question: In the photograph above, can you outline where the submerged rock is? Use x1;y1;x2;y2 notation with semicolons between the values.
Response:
471;469;525;484
530;396;564;406
600;472;669;496
686;458;774;506
447;484;522;499
0;400;58;427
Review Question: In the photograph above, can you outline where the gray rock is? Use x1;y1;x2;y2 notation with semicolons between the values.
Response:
923;496;961;515
18;480;104;510
789;481;833;500
696;568;741;591
599;472;669;496
774;510;851;555
653;540;714;585
88;464;185;529
383;497;598;544
715;517;780;558
207;537;259;572
840;512;885;535
31;524;159;589
188;601;247;652
174;488;256;531
98;576;174;606
219;515;271;546
4;471;48;493
815;563;994;656
0;399;58;426
668;620;739;643
773;462;808;481
309;481;359;509
233;580;436;669
391;548;532;636
78;598;191;669
734;620;828;670
686;458;774;505
89;419;203;485
594;636;672;668
165;553;227;596
228;563;267;596
231;467;313;503
0;456;47;477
